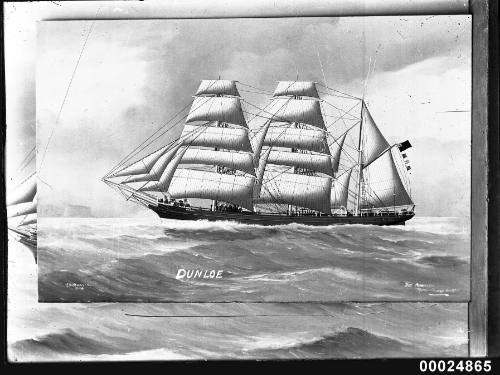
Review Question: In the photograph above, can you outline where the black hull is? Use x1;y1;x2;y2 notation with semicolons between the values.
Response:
148;204;414;226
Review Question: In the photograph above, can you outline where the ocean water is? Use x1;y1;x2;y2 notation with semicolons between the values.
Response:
8;239;468;360
38;216;470;302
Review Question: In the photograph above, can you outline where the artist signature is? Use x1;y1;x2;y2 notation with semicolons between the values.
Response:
65;282;86;290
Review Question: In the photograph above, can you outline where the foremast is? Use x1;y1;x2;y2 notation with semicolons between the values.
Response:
105;79;256;211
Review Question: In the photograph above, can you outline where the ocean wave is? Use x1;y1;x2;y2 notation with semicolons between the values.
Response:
10;329;117;356
395;217;470;236
247;327;428;358
240;267;363;283
37;216;470;302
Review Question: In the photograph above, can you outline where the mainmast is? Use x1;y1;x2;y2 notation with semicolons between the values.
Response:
252;80;333;214
355;100;365;216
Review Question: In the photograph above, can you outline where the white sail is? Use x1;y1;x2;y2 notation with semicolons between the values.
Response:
19;214;37;226
186;96;247;127
123;173;152;183
137;147;188;192
267;150;334;177
330;133;347;175
182;124;253;152
269;98;325;129
195;80;240;97
168;168;255;211
331;169;352;209
253;147;271;198
273;81;319;99
113;144;178;178
363;150;413;208
263;126;329;153
258;171;331;213
179;148;255;175
7;175;36;206
362;105;390;166
119;144;182;183
8;201;37;218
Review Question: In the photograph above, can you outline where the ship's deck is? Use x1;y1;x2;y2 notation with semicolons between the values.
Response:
149;202;415;226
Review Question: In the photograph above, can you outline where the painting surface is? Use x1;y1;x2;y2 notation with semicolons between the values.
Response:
6;2;472;361
36;16;471;302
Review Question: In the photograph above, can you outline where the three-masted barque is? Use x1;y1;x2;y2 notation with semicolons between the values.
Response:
104;79;415;226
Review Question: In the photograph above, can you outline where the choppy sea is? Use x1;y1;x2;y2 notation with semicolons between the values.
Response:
7;216;469;361
38;216;470;302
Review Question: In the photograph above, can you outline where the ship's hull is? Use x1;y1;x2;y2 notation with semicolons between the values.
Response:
148;204;414;226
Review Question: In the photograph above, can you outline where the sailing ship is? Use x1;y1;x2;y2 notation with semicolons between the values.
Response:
104;79;415;226
7;172;38;261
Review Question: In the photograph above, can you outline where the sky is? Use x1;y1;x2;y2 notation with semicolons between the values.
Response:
31;15;471;217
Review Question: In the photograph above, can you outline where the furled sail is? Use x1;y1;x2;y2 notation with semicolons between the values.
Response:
113;144;180;178
362;104;390;166
269;98;325;129
258;171;331;213
273;81;320;99
195;80;240;97
263;126;329;153
186;97;247;128
331;169;352;209
182;124;253;152
179;148;255;175
330;133;347;175
7;175;36;206
267;150;334;177
168;168;255;211
363;150;413;208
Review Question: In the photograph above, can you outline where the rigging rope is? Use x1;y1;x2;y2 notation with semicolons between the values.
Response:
317;82;362;101
38;10;100;175
238;82;273;95
106;99;205;177
108;80;225;176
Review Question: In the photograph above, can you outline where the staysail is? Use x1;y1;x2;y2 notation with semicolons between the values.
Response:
331;169;352;209
7;174;37;206
362;103;390;166
7;172;37;261
330;133;347;176
114;145;180;178
363;149;413;208
8;200;37;218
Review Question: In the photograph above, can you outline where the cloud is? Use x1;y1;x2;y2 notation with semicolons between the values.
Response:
34;16;471;217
